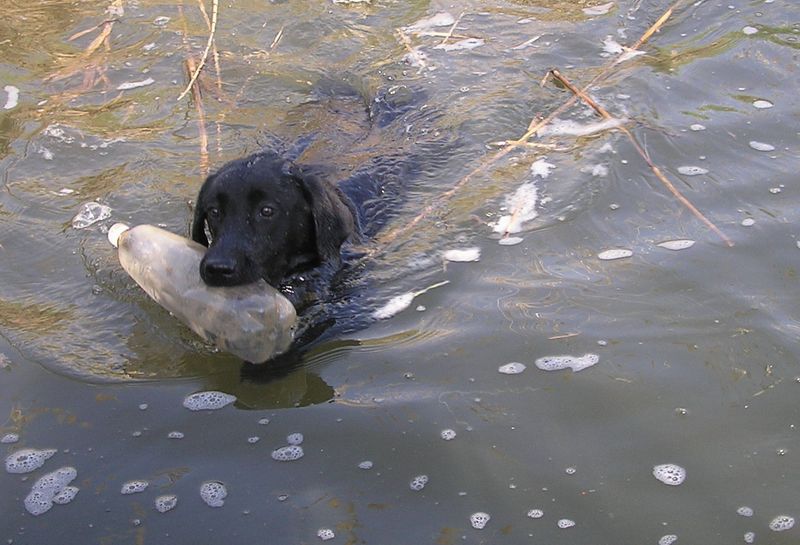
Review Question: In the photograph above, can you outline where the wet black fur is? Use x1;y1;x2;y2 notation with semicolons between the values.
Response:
191;152;358;293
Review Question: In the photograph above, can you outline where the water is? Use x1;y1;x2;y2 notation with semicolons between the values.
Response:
2;0;800;543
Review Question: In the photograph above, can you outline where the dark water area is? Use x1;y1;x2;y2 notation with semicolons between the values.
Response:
1;0;799;543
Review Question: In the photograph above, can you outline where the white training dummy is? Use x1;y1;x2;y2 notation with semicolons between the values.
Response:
109;223;297;362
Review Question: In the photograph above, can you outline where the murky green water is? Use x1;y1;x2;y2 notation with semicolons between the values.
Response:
2;0;799;543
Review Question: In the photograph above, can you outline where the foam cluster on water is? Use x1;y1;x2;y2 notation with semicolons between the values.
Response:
527;509;544;518
155;494;178;513
1;433;19;444
121;480;149;494
658;534;678;545
409;475;429;491
768;515;794;531
736;506;754;517
24;466;78;516
677;166;708;176
598;248;633;260
443;247;481;262
200;481;228;507
470;512;490;529
317;528;335;541
182;391;236;411
557;519;575;529
440;429;456;441
535;354;599;372
5;448;57;474
652;464;686;486
271;445;304;462
286;433;304;445
498;362;526;375
358;461;373;470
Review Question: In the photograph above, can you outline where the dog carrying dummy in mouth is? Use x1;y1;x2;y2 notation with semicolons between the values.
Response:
109;223;297;362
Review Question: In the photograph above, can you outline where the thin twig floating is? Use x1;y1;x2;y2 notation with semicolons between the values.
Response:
178;0;219;102
439;11;465;47
549;69;732;247
194;0;224;155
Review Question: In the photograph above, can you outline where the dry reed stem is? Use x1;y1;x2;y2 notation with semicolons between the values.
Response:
548;69;732;246
373;0;685;253
439;11;465;46
178;0;219;101
195;0;224;155
185;57;210;177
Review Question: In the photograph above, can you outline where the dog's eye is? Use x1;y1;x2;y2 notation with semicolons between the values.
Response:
259;206;274;218
207;207;220;219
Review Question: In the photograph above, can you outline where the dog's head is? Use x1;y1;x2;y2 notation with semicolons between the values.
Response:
191;151;355;287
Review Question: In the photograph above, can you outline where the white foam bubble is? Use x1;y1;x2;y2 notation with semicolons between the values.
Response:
440;429;457;441
527;508;544;518
652;464;686;486
5;448;57;474
742;26;758;35
435;38;485;51
358;461;373;470
565;467;577;475
72;202;111;229
167;431;184;439
493;181;539;234
689;124;706;131
121;480;149;494
658;239;695;251
498;362;526;375
539;118;623;137
409;475;429;491
182;391;236;411
741;218;755;227
743;531;755;543
317;528;336;541
752;99;773;109
286;433;304;445
443;247;481;262
200;481;228;507
749;141;775;152
403;12;455;34
470;512;490;529
499;236;524;246
677;166;708;176
557;519;575;529
658;534;678;545
117;78;155;91
247;436;260;444
768;515;794;532
535;354;599;372
24;466;78;516
258;417;270;425
1;433;19;444
155;494;178;513
3;85;19;110
583;1;615;16
53;486;79;505
598;248;633;260
271;445;304;461
737;506;754;517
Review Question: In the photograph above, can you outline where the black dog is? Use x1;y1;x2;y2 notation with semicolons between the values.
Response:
191;152;358;295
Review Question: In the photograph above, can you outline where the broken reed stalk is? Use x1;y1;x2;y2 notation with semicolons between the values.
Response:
373;0;686;254
194;0;224;154
178;0;219;101
549;69;733;247
185;57;210;177
439;11;465;46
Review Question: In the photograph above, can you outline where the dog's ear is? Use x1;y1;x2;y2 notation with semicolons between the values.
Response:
292;168;356;264
191;175;213;247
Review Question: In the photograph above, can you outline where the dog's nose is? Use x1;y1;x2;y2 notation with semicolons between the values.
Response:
200;256;239;286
